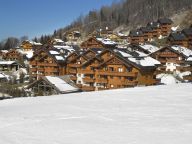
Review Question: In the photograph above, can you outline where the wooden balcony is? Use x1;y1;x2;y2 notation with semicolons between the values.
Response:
122;80;138;86
37;63;58;67
183;75;192;81
97;71;137;77
82;86;95;91
68;69;77;74
79;69;94;74
176;66;192;71
68;63;80;67
159;53;178;57
30;61;37;65
44;68;59;72
30;68;37;72
83;77;95;83
95;78;108;83
31;74;37;78
70;76;77;81
37;68;44;72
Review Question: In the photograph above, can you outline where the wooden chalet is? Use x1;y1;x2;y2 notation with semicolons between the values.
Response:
128;30;144;44
182;28;192;49
80;37;117;49
65;48;103;83
65;48;160;91
29;48;66;80
150;45;192;73
0;60;21;71
157;18;173;36
147;22;161;38
49;38;65;46
140;27;153;42
0;50;8;59
168;33;188;48
25;76;81;96
2;49;24;61
183;57;192;81
20;40;42;51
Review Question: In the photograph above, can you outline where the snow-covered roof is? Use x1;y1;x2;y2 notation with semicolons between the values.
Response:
54;38;64;43
0;50;8;53
0;61;17;65
187;56;192;61
116;50;132;57
139;44;159;54
24;50;34;59
128;57;160;67
45;76;79;93
96;38;116;45
0;73;7;78
49;50;60;55
55;56;64;61
25;40;42;46
171;45;192;57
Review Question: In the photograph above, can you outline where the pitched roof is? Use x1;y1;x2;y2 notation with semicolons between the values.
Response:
182;28;192;37
147;22;160;29
158;18;173;25
140;26;153;33
129;30;143;37
169;33;187;41
26;76;80;94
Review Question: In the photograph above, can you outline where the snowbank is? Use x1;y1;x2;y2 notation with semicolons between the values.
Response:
0;84;192;144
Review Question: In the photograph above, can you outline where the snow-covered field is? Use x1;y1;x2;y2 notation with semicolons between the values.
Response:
0;83;192;144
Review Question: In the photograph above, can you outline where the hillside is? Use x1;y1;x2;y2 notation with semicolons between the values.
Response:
0;83;192;144
53;0;192;39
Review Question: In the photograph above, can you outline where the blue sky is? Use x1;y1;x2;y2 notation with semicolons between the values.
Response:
0;0;116;40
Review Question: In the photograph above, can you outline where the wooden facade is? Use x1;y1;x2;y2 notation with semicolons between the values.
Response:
29;49;66;80
21;40;42;51
158;18;173;36
182;28;192;49
129;18;173;44
80;37;116;49
150;46;190;73
168;33;189;48
66;49;159;91
0;61;21;72
128;30;144;44
2;49;23;61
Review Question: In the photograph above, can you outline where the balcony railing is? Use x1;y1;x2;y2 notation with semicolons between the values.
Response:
183;75;192;81
79;69;94;74
68;63;80;67
82;86;95;91
68;69;77;74
30;68;37;71
37;62;58;67
70;76;77;81
97;71;137;77
176;66;192;71
159;53;178;57
95;78;108;83
83;77;95;83
122;80;138;86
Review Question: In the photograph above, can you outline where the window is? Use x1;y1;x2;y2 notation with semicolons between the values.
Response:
118;67;123;72
109;67;114;71
126;67;132;72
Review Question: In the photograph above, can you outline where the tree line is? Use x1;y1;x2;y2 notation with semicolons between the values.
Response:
53;0;192;39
